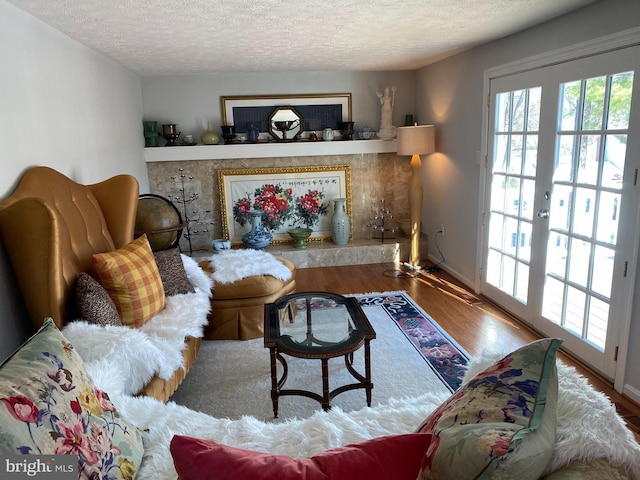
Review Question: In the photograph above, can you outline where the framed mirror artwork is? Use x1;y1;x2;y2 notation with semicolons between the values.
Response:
220;93;352;140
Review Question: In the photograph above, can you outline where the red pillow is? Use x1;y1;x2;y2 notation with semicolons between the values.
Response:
170;433;433;480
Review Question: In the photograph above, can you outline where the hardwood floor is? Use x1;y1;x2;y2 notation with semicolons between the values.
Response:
294;262;640;441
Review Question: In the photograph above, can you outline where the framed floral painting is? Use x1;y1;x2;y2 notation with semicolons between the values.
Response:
218;165;352;244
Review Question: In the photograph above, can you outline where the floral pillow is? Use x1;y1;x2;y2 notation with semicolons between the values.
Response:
0;318;144;479
415;338;563;480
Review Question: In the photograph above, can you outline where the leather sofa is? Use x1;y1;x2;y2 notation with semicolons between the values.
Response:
0;166;203;402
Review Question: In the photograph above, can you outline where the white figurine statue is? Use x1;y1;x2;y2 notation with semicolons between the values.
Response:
376;86;397;139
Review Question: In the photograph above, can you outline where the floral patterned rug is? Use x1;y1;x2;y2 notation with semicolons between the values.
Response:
356;291;470;392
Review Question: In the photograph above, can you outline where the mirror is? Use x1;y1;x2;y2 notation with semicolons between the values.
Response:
269;106;303;142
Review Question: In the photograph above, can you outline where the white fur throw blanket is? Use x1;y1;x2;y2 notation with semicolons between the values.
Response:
87;347;640;479
63;254;212;396
208;249;292;284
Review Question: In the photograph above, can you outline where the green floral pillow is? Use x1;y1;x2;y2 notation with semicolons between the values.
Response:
0;318;144;479
416;338;562;480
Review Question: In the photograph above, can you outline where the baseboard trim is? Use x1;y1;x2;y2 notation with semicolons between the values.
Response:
426;254;475;290
623;384;640;405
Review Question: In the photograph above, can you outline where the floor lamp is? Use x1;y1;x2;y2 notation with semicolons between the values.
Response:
397;124;435;270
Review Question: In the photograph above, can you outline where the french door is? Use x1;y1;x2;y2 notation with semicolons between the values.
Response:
480;46;640;381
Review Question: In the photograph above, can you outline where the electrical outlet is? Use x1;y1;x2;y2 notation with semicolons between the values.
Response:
439;224;445;236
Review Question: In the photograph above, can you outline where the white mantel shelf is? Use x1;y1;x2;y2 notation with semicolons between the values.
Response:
144;138;398;162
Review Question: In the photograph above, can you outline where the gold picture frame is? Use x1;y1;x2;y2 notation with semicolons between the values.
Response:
219;165;352;244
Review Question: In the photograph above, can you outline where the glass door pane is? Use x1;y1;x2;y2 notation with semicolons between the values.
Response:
485;87;540;304
542;71;632;353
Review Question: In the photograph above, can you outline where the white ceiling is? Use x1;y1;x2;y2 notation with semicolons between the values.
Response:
9;0;597;75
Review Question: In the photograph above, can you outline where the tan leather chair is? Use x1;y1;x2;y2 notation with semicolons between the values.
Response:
0;166;200;402
199;259;296;340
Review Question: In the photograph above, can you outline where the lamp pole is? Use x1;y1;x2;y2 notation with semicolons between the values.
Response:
396;124;435;270
408;152;424;268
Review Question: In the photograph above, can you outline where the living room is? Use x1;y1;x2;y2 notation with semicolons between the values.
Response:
3;0;640;399
1;0;640;477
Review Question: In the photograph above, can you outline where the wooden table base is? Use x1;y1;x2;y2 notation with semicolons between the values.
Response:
269;340;373;418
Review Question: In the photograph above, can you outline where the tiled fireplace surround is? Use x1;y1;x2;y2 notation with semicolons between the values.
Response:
145;140;427;267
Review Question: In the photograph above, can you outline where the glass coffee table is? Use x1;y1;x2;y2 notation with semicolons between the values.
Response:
264;291;376;418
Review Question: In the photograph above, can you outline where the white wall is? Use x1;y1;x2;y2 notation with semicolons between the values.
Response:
0;0;147;359
141;71;416;142
415;0;640;396
0;1;148;197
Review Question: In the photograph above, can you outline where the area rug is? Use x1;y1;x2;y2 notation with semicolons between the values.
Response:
170;290;466;422
356;291;470;391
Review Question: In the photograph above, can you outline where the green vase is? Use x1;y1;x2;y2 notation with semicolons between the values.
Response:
287;227;313;249
201;123;220;145
143;121;158;147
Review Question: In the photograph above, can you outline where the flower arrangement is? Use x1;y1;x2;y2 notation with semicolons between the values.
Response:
291;189;329;229
233;184;294;231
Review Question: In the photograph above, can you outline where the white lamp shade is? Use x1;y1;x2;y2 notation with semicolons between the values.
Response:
397;124;435;156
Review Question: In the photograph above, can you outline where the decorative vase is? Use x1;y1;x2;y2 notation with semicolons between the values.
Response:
201;122;220;145
331;198;350;245
322;127;334;141
339;122;355;140
247;124;260;143
287;227;313;249
242;211;272;250
162;123;181;146
221;125;236;144
143;121;159;147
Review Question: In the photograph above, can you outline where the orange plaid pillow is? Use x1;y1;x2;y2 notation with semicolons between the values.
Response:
92;234;165;327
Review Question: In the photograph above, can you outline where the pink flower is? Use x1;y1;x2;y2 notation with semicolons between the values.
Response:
490;432;512;457
89;423;121;459
54;418;99;465
474;356;514;380
95;389;115;412
1;395;39;423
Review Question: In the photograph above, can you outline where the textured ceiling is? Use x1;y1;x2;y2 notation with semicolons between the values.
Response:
8;0;596;75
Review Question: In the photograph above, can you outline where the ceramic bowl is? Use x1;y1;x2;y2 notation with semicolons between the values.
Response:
212;239;232;253
397;218;411;236
357;128;377;140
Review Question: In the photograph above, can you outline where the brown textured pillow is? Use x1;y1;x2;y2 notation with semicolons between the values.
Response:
153;248;195;296
75;272;123;326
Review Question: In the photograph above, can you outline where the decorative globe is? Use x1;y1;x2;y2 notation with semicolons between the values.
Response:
135;195;182;251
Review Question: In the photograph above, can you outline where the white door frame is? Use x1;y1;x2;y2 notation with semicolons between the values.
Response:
477;27;640;393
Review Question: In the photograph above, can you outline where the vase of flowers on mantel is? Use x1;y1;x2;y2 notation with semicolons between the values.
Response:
287;189;328;249
234;184;294;250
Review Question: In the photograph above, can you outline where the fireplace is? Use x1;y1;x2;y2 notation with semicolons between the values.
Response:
145;142;422;265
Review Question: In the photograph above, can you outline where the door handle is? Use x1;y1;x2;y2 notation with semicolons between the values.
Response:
537;210;550;219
